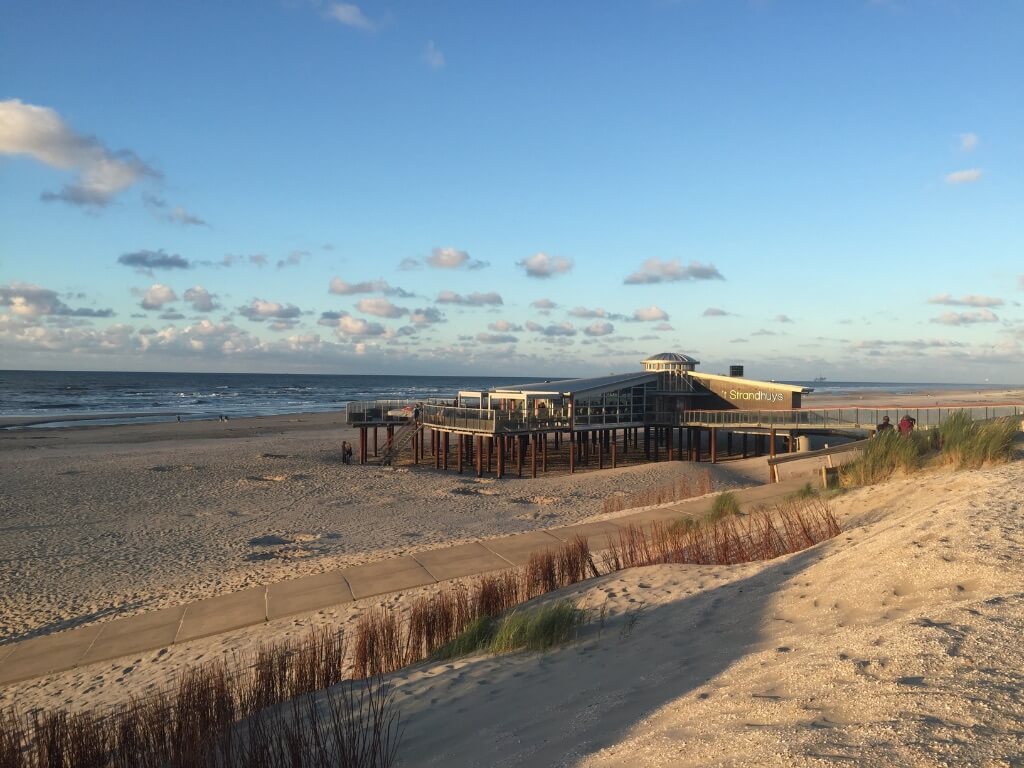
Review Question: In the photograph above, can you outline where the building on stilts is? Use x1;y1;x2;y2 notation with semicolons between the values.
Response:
344;352;828;477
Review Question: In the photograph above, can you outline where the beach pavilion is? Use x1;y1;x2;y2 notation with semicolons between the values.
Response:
345;352;814;477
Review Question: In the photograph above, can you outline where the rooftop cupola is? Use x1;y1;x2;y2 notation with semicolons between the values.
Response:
641;352;699;373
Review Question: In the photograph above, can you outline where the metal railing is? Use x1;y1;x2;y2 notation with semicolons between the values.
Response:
677;405;1023;431
347;400;1023;435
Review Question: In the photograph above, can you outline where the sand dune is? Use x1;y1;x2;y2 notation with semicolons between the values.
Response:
389;461;1024;766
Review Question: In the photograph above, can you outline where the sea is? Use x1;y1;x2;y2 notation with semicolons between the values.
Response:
0;370;1013;429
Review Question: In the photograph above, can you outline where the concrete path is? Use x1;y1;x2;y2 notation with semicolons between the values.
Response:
0;476;815;687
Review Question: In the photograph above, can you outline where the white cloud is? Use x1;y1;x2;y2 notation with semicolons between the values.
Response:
0;99;158;207
632;305;669;322
436;290;503;306
141;284;177;311
409;307;445;326
583;321;614;337
927;293;1003;308
518;252;573;279
425;247;488;270
356;297;408;318
428;247;469;269
775;314;794;323
183;286;218;313
477;332;517;344
238;298;302;321
488;319;523;332
528;321;576;337
328;277;413;297
703;307;731;317
530;298;557;314
336;315;387;338
624;258;724;285
423;40;445;70
930;309;999;326
945;168;982;185
326;3;373;29
0;282;114;318
960;132;978;152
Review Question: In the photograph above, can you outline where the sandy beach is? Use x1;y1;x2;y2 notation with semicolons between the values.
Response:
0;411;768;644
2;418;1021;766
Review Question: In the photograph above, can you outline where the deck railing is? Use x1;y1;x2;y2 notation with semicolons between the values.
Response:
677;405;1022;430
347;400;1023;434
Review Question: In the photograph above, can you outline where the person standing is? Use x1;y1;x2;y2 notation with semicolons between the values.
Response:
341;440;352;464
876;415;893;434
898;415;915;436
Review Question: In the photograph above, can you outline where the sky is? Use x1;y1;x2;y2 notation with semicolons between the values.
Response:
1;0;1022;382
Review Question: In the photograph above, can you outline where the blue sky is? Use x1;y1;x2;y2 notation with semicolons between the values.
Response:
1;0;1022;381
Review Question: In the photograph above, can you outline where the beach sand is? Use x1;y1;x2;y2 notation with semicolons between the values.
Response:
3;435;1021;766
0;411;765;643
2;390;1022;765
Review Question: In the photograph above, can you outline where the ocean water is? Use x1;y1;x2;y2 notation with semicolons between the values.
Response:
0;370;1012;428
0;370;539;428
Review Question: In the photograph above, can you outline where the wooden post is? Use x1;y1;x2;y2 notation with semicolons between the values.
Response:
542;432;548;472
769;429;777;459
486;437;492;474
517;436;524;478
644;427;650;459
666;427;673;462
359;427;366;464
475;435;483;477
742;433;748;457
569;431;575;474
496;435;504;479
442;432;449;470
611;438;617;469
457;434;463;473
710;427;718;463
531;434;537;478
653;427;659;462
373;427;378;458
727;432;733;457
386;425;394;455
598;430;604;469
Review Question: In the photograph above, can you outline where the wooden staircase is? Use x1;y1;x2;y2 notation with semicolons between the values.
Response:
377;419;418;466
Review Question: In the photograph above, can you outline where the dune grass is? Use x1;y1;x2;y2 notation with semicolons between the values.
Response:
787;482;819;501
938;411;1019;469
839;430;929;487
840;410;1019;487
432;601;586;660
706;491;741;522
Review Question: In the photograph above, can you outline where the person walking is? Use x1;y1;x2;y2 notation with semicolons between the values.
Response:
341;440;353;464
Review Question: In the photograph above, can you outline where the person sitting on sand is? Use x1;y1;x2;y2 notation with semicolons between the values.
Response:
898;415;916;435
876;415;893;434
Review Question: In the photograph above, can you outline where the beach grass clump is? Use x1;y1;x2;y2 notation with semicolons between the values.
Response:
938;411;1019;469
489;601;586;654
433;601;586;660
705;491;741;522
839;430;927;487
788;482;818;501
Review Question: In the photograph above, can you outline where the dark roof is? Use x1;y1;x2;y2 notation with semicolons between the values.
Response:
491;371;657;396
642;352;700;365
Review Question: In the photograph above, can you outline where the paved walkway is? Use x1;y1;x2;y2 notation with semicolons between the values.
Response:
0;477;814;687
